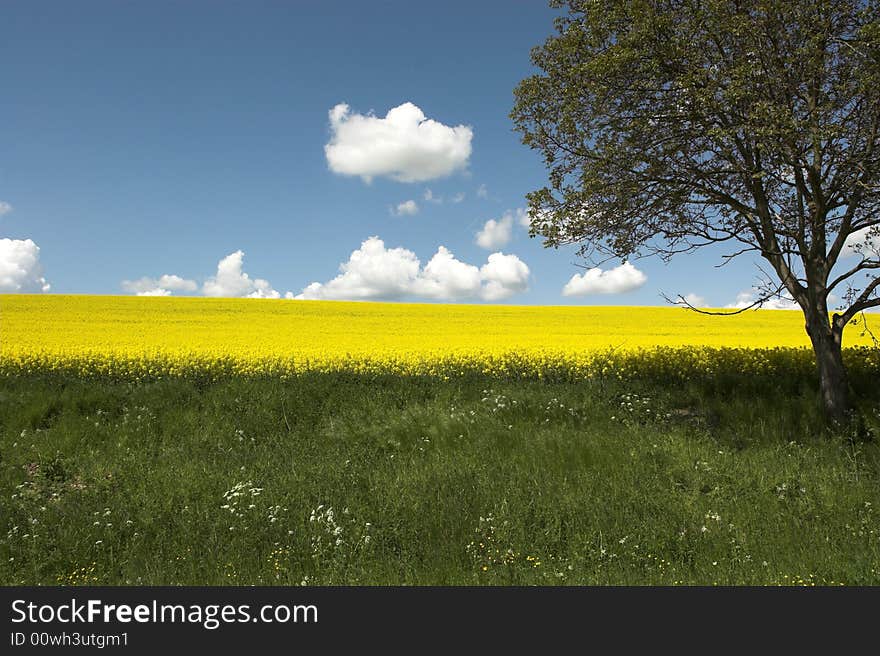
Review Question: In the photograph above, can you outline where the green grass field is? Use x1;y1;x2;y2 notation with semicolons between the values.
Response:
1;370;878;586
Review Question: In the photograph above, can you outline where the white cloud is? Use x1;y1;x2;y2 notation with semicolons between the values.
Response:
0;201;12;216
479;252;530;301
203;250;284;299
476;215;513;250
451;192;465;204
763;295;801;310
297;237;420;300
476;184;488;199
562;262;647;296
159;274;198;291
423;189;442;203
727;289;800;310
412;246;482;299
683;293;706;307
392;200;419;216
122;274;198;296
842;227;879;258
296;236;529;302
325;102;473;183
124;258;288;299
0;238;50;293
475;209;530;250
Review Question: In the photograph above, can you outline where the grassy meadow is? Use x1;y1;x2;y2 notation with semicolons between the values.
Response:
1;295;879;585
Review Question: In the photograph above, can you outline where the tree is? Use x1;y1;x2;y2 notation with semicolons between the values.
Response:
511;0;880;422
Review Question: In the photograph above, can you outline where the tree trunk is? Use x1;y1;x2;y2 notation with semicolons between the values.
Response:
807;324;850;423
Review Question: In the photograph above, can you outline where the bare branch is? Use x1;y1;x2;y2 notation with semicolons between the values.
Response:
828;259;880;293
660;282;788;316
851;311;880;348
839;277;880;325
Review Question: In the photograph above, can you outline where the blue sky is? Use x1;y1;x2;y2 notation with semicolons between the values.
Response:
1;0;770;306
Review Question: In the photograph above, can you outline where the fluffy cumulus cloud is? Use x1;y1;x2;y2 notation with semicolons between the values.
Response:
0;201;12;217
475;209;529;250
412;246;482;299
203;250;285;299
392;200;419;216
297;236;529;302
479;252;530;301
475;216;513;250
0;238;50;292
298;238;420;300
562;262;647;296
121;274;198;296
842;227;879;258
324;102;473;183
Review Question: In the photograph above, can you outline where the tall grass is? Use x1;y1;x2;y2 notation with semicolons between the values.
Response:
0;372;878;585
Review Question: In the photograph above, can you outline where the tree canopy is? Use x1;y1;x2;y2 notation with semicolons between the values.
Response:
512;0;880;419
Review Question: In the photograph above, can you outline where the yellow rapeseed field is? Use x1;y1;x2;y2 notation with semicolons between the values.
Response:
1;294;878;380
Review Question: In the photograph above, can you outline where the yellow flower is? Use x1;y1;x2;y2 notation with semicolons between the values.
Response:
1;295;876;380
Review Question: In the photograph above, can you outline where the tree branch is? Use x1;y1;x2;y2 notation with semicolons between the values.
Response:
827;259;880;293
839;277;880;325
661;283;789;316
